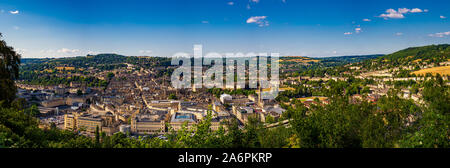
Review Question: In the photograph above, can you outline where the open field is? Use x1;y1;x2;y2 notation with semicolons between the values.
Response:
256;87;296;93
297;96;328;102
280;56;320;63
411;66;450;76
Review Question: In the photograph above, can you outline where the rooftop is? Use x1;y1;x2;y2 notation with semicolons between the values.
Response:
171;112;196;123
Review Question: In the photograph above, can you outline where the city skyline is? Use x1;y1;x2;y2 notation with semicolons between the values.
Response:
0;0;449;58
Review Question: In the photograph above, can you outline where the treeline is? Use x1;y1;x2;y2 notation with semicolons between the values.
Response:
317;54;383;66
276;85;312;102
281;55;382;78
20;54;172;71
20;73;108;87
277;77;376;103
382;44;449;64
361;44;450;70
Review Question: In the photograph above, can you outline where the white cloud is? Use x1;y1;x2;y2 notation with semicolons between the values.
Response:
201;20;209;24
139;50;153;55
13;26;20;30
39;49;82;57
251;0;260;3
9;10;19;14
40;49;55;54
398;8;410;14
247;16;266;23
428;31;450;38
87;51;99;55
410;8;423;13
0;10;4;13
246;4;251;10
282;0;286;3
227;2;234;5
395;32;403;36
246;16;269;27
344;27;362;35
379;9;405;19
57;48;80;54
363;18;371;22
440;15;446;19
16;48;27;54
379;8;427;19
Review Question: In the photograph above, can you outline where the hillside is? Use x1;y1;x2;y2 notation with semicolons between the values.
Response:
20;54;171;71
382;44;450;63
318;54;383;66
364;44;450;71
280;55;382;66
280;56;320;63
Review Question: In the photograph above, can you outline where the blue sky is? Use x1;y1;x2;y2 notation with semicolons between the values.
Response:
0;0;449;58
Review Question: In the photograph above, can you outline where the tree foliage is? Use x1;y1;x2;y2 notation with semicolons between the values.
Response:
0;33;21;106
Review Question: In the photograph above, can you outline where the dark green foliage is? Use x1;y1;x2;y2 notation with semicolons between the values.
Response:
362;44;450;71
281;55;382;78
0;33;21;106
290;96;371;148
382;44;449;64
168;93;177;100
399;77;450;148
20;74;108;87
316;55;383;66
276;85;312;102
0;106;86;148
106;72;115;80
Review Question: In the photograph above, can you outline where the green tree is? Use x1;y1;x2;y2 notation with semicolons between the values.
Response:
168;93;177;100
107;72;115;80
265;115;275;124
95;125;100;147
26;104;41;117
399;78;449;148
76;89;83;96
0;33;21;106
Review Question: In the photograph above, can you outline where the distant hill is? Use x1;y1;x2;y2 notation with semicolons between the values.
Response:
371;44;450;68
19;53;172;73
317;54;383;66
352;44;450;77
280;55;382;67
280;56;320;64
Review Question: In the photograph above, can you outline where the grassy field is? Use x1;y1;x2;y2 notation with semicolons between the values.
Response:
256;87;295;93
297;96;328;102
280;56;320;63
411;66;450;76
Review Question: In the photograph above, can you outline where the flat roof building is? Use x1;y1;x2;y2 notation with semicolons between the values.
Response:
131;114;165;135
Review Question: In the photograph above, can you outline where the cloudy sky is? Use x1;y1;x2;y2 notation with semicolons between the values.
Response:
0;0;449;58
